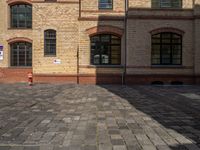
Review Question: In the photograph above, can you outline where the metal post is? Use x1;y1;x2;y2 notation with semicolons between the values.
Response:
123;0;128;85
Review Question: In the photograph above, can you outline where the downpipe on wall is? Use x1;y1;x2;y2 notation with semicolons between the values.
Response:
122;0;128;85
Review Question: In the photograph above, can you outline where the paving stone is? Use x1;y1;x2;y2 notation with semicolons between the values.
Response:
0;84;200;149
39;145;54;150
113;145;127;150
23;146;40;150
82;145;97;150
142;145;157;150
10;146;24;150
99;144;112;150
0;146;10;150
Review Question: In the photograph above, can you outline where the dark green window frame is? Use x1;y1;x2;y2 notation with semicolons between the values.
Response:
99;0;113;10
152;0;182;8
151;32;182;65
44;29;56;56
10;42;32;67
90;34;121;65
10;4;32;28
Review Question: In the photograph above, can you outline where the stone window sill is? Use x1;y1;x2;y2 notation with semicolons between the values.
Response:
80;65;123;68
8;28;32;30
8;66;32;69
44;55;56;57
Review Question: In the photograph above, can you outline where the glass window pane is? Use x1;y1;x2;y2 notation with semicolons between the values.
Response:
152;38;160;44
101;45;110;64
91;36;100;43
152;0;182;8
101;35;110;42
152;58;160;64
152;32;182;65
99;0;113;9
44;30;56;55
160;0;171;8
90;34;121;65
152;0;160;8
11;4;32;28
172;0;181;8
11;42;32;67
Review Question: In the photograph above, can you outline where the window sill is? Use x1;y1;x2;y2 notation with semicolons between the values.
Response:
8;28;32;30
151;65;183;68
80;65;123;68
8;66;32;69
150;8;184;11
98;8;113;11
44;55;56;57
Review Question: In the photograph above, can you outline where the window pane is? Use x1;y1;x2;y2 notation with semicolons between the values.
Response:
101;45;110;64
111;45;120;64
152;38;160;44
172;0;181;8
152;58;160;64
111;36;121;44
11;42;32;67
11;4;32;28
152;0;160;8
101;35;110;42
152;0;182;8
151;32;182;65
44;30;56;55
91;36;100;43
99;0;113;9
161;45;171;64
92;45;101;65
90;34;121;65
160;0;171;8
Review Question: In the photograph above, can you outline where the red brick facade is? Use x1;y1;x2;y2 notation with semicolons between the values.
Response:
0;68;32;83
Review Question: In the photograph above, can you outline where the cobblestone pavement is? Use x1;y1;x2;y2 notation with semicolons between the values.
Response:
0;84;200;150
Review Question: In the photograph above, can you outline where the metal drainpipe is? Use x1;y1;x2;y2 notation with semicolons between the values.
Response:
123;0;128;85
77;0;81;84
77;46;79;84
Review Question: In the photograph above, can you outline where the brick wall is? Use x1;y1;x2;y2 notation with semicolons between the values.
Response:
0;68;32;83
0;0;199;84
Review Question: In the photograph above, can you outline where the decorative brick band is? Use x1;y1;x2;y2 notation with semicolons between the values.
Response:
86;25;124;37
78;16;124;21
7;0;32;5
81;10;125;13
32;0;79;4
7;37;33;44
128;8;193;12
128;15;194;20
150;27;185;35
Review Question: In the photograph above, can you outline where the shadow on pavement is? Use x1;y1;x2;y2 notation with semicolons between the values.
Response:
100;85;200;150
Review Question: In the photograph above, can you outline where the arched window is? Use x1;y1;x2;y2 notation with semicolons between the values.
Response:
44;30;56;56
10;4;32;28
99;0;113;9
151;32;182;65
10;42;32;66
152;0;182;8
91;34;121;65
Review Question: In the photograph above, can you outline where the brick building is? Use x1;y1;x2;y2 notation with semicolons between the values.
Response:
0;0;199;84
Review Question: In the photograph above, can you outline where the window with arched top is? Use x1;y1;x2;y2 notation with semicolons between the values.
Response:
10;42;32;66
151;32;182;65
152;0;182;8
44;30;56;56
10;4;32;28
90;34;121;65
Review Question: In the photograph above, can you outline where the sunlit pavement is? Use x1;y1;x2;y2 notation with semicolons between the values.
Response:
0;84;200;150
